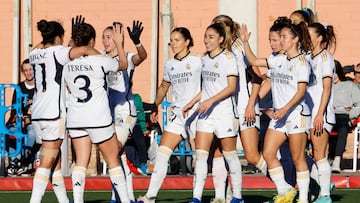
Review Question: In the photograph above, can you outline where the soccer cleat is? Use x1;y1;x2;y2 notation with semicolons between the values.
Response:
210;198;226;203
17;163;35;176
229;197;244;203
137;196;156;203
330;182;335;193
137;164;148;176
282;187;297;203
6;165;18;177
314;195;332;203
7;159;21;177
272;187;297;203
188;197;202;203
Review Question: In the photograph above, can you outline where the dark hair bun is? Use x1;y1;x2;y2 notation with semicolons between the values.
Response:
37;19;49;32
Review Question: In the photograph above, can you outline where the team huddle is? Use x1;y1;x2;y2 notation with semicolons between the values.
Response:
28;8;336;203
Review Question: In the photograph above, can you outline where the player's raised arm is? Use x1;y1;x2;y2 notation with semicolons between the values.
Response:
112;22;128;70
128;20;147;66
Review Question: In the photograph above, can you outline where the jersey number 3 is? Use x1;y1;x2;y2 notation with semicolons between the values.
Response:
74;75;92;103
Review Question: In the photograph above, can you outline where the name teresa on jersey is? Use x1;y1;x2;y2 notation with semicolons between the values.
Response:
67;64;94;72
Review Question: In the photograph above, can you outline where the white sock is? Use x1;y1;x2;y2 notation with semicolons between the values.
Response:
30;168;51;203
212;157;228;200
310;162;319;184
269;166;292;195
72;166;87;203
332;156;341;168
317;158;331;196
52;170;70;203
297;170;310;203
146;146;172;198
122;155;135;200
193;150;209;200
109;166;130;203
223;150;242;199
255;155;267;176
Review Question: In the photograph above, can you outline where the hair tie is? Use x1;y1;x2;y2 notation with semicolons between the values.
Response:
322;23;328;30
301;8;311;17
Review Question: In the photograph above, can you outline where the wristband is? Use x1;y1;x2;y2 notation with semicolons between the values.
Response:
135;43;142;47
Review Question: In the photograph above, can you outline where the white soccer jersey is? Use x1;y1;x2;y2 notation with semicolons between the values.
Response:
308;49;336;125
63;54;118;128
107;52;137;116
266;53;311;115
231;38;259;115
163;52;202;108
200;49;238;116
29;45;71;121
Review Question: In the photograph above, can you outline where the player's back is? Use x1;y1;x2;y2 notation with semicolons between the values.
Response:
29;45;71;120
63;55;118;128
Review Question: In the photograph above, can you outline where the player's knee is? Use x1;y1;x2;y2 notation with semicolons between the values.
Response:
245;153;259;165
40;147;59;159
263;152;275;163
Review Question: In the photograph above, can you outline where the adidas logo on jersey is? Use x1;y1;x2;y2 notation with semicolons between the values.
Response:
227;128;232;132
170;66;175;71
293;125;299;129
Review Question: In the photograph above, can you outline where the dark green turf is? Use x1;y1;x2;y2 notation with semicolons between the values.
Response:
1;189;358;203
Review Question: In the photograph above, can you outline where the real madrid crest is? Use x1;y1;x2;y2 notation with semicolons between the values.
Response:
313;64;317;70
288;66;293;72
214;62;219;69
186;64;191;70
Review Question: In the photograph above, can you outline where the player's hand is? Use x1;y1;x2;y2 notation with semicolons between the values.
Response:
127;20;144;45
240;24;251;43
71;15;85;39
182;103;193;118
150;112;158;123
197;99;214;115
112;22;124;47
245;103;256;125
313;113;324;136
272;107;287;120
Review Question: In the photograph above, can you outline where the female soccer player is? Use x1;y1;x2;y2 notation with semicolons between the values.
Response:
103;20;147;203
290;8;315;25
29;18;98;203
307;22;336;203
207;15;264;203
185;23;242;203
137;27;201;203
63;22;137;203
242;21;313;203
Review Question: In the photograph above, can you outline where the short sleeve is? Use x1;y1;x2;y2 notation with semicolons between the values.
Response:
54;46;72;65
322;57;335;79
163;61;171;82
